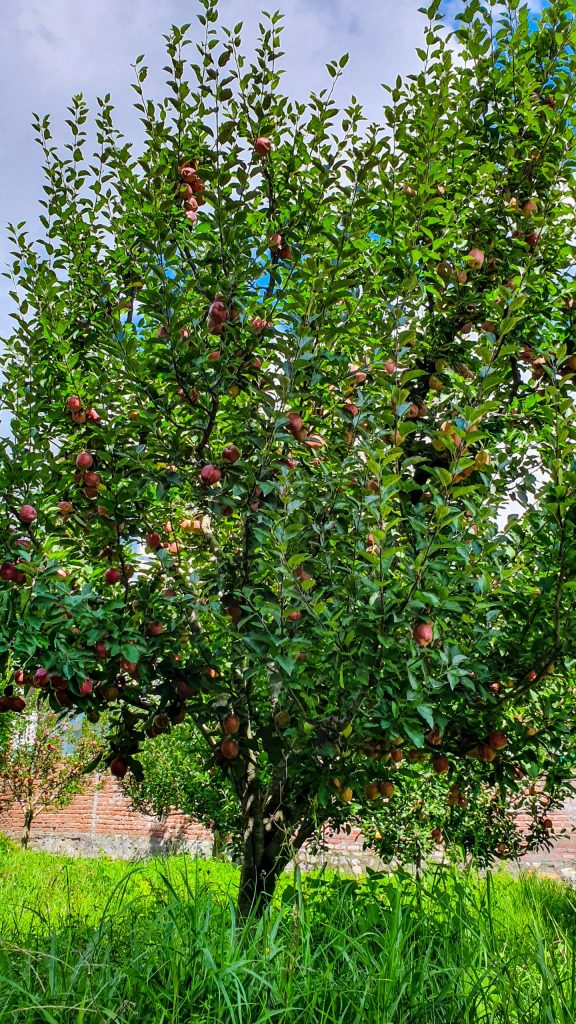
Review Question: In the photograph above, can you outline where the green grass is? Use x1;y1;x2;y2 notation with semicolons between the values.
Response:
1;837;576;1023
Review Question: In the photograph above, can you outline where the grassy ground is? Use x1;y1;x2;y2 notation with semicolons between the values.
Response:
1;836;576;1023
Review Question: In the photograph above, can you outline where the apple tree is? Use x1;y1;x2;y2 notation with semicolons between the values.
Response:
121;717;238;858
2;0;576;912
0;694;100;849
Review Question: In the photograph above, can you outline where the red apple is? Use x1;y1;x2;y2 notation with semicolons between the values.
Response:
413;621;434;647
79;678;94;695
383;358;396;374
251;317;272;334
254;137;272;156
221;738;240;760
287;412;303;433
84;471;101;488
475;743;497;762
94;641;109;660
0;563;16;581
104;567;122;585
425;727;442;747
467;247;485;270
145;532;162;550
295;566;312;581
18;504;37;524
110;757;128;779
34;667;50;687
179;183;195;203
147;621;165;637
432;755;450;773
208;298;228;323
200;464;221;486
222;444;240;464
86;407;101;423
75;451;94;470
222;713;240;735
176;680;195;700
58;501;73;515
66;396;82;412
287;610;302;622
8;696;26;713
487;730;507;750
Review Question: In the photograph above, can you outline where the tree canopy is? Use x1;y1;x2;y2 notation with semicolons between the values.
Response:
2;0;576;910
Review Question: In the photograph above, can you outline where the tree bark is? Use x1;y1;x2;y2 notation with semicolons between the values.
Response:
21;807;33;850
237;837;288;917
236;811;318;917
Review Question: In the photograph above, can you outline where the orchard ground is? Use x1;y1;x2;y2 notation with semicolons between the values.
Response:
2;838;576;1023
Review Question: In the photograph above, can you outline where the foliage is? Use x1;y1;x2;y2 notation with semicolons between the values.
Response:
2;0;576;906
0;714;12;759
360;761;572;867
0;695;100;847
121;719;239;854
1;848;576;1022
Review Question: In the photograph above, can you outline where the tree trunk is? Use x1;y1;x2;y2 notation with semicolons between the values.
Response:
237;841;286;917
21;808;33;850
236;809;317;917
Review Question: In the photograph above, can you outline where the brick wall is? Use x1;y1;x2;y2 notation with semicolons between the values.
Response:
0;774;213;859
516;794;576;875
2;774;576;875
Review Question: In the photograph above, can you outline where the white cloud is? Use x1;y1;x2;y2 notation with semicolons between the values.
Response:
0;1;430;276
0;0;546;320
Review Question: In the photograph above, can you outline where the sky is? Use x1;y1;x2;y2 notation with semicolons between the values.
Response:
0;0;436;275
0;0;545;470
0;0;544;284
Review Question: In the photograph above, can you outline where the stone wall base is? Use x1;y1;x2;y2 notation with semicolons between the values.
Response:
15;832;214;861
293;848;386;875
